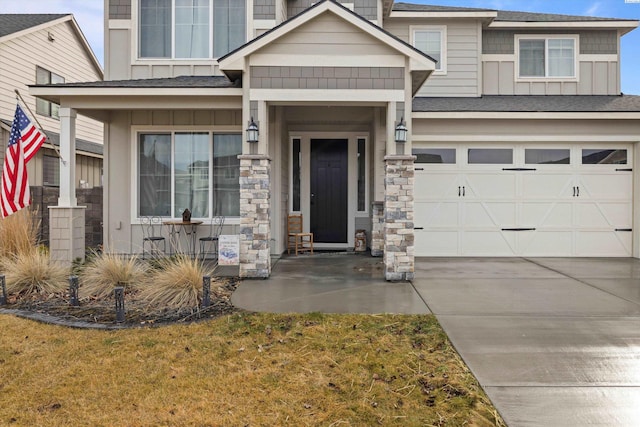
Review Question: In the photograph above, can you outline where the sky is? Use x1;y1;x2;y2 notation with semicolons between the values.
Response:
0;0;639;94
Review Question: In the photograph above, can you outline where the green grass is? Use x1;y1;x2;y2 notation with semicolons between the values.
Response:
0;313;504;426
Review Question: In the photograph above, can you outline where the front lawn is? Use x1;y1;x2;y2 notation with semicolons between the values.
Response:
0;313;504;426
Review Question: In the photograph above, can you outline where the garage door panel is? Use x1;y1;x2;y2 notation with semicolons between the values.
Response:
521;202;573;228
575;203;632;228
520;231;573;257
521;174;573;199
576;231;631;257
464;202;516;228
415;173;458;200
415;231;459;255
416;202;459;227
465;173;516;199
463;231;516;256
579;174;632;200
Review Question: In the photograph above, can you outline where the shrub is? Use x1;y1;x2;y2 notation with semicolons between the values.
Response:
139;255;215;310
79;252;148;300
3;251;68;296
0;208;39;260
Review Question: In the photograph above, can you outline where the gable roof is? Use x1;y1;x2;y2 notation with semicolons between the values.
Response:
0;14;103;78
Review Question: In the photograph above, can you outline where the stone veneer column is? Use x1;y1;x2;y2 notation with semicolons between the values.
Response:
383;155;415;281
239;155;271;278
371;201;384;257
49;206;86;266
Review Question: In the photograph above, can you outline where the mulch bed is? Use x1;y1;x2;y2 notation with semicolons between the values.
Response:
0;279;240;329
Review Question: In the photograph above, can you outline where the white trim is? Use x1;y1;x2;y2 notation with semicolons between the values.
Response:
579;54;619;62
412;112;640;120
482;54;514;62
249;89;405;102
490;21;639;32
515;34;579;82
389;11;497;19
411;134;640;142
253;19;277;30
108;19;131;29
410;25;447;75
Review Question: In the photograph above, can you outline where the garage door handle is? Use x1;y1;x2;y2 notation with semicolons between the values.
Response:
615;228;632;232
501;228;536;231
502;168;537;171
576;186;580;197
616;168;632;172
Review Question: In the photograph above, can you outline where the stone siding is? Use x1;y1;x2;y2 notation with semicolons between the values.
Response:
109;0;132;19
250;66;404;90
239;155;271;278
383;156;415;281
483;30;618;55
371;201;384;257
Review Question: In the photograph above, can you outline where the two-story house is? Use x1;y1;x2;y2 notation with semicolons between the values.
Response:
0;14;104;189
31;0;640;280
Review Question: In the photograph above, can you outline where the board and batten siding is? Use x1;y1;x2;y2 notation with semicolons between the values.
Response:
384;18;481;97
482;30;620;95
0;20;103;145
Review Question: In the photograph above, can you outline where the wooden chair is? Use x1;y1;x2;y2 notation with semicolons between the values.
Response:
287;213;313;255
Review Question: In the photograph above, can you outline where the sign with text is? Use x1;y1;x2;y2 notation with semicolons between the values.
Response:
218;235;239;265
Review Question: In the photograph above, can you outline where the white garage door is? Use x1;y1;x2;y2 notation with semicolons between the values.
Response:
414;145;633;257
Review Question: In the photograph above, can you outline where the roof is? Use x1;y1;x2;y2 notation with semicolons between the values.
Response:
412;95;640;113
0;14;70;38
0;118;102;156
392;3;636;22
33;75;238;89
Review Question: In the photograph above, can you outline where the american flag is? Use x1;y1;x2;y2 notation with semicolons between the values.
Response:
1;104;46;218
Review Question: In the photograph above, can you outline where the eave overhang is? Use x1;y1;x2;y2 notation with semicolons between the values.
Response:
488;20;639;35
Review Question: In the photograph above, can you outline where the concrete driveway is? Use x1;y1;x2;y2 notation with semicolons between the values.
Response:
413;257;640;427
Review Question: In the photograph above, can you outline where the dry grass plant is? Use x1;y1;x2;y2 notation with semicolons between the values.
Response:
79;252;149;300
0;208;39;260
0;313;505;426
140;255;215;309
3;250;68;296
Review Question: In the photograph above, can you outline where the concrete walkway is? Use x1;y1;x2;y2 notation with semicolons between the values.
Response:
232;254;640;426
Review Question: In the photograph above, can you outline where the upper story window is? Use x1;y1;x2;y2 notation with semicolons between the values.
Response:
139;0;246;59
412;26;446;74
517;35;577;79
35;66;64;119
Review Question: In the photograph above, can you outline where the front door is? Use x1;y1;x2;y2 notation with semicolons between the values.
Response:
310;139;348;243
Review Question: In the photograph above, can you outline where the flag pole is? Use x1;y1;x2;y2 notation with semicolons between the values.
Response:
14;89;67;165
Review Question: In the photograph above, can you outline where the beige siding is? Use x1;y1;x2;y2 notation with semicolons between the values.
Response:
0;20;103;144
384;18;480;97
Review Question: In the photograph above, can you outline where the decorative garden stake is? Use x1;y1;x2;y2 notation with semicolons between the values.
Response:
202;276;211;308
114;286;125;323
69;275;79;306
0;275;6;305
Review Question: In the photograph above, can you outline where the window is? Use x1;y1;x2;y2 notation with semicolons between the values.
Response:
525;149;570;165
36;67;64;118
468;149;513;164
413;148;456;164
413;26;446;73
138;132;241;218
139;0;246;59
582;149;627;165
517;36;577;79
357;138;366;212
43;155;60;186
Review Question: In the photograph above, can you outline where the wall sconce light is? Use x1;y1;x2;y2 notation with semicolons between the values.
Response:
246;117;259;143
47;32;55;42
394;117;408;143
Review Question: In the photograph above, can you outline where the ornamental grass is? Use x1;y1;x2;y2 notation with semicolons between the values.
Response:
79;251;149;300
0;208;39;260
2;250;68;296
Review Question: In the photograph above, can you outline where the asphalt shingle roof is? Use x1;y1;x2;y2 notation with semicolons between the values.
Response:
413;96;640;113
0;14;70;38
392;3;635;22
34;75;238;89
1;119;102;155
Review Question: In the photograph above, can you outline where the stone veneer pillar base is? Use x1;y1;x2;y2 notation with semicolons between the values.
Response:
49;206;86;266
371;201;384;257
383;155;415;281
239;155;271;278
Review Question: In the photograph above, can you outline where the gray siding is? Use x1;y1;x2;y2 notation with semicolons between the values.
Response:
109;0;132;20
288;0;378;20
254;0;276;20
483;30;618;55
250;66;404;90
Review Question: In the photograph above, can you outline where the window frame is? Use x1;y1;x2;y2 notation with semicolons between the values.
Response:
132;127;242;224
515;34;579;81
35;66;64;119
137;0;247;60
411;25;447;75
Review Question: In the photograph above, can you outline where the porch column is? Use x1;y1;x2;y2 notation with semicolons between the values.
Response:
239;155;271;278
383;155;415;281
49;107;85;266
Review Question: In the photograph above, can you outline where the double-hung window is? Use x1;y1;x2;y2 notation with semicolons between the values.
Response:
139;0;246;59
517;35;577;79
36;66;64;119
412;26;446;74
138;132;241;218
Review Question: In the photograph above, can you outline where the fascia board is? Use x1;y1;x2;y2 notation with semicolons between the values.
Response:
412;111;640;119
489;21;639;34
389;11;498;19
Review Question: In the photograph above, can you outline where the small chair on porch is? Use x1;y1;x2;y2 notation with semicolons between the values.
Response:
287;213;313;255
199;215;225;262
141;216;166;259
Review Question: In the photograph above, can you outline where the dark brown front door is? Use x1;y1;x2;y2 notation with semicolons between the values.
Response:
310;139;348;243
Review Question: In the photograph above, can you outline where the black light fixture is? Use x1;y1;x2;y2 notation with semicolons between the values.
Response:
246;117;259;143
395;117;408;143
